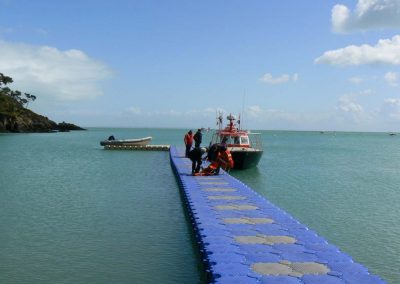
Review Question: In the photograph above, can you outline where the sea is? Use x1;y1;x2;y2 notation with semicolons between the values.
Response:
0;128;399;284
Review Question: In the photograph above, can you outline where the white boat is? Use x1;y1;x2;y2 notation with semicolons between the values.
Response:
100;136;152;146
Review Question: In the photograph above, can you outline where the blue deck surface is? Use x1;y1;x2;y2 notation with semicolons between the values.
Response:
170;147;386;284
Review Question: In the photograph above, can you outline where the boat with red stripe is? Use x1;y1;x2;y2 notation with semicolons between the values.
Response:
209;113;263;169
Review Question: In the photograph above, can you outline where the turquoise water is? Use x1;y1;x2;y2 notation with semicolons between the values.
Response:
1;128;399;283
0;129;202;283
233;131;400;284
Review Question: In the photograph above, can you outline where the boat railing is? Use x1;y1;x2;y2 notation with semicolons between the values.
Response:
248;132;263;150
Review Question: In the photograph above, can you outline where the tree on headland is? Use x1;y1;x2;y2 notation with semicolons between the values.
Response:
0;73;13;86
0;73;37;108
0;72;85;132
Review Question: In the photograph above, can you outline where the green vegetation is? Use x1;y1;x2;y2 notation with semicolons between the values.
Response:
0;73;36;114
0;72;84;132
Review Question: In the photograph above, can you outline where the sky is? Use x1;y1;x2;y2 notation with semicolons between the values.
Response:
1;0;400;131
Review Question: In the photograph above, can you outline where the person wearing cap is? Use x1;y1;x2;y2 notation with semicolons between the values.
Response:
188;147;207;174
207;143;219;163
184;130;193;157
193;128;202;148
207;136;228;163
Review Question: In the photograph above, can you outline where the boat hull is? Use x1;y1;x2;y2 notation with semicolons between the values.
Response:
230;148;263;169
100;137;152;146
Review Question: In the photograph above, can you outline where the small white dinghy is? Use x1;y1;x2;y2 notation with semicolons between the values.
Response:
100;136;152;146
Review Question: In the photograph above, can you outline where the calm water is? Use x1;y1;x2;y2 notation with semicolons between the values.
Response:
1;128;399;283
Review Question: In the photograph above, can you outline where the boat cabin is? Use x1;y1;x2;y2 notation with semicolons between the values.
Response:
210;113;263;150
218;133;250;148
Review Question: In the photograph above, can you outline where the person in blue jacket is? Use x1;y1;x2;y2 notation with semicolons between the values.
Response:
188;147;207;174
193;128;202;147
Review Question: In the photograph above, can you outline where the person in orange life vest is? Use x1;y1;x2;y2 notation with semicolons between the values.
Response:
188;147;207;174
213;145;227;174
216;146;234;172
184;130;193;157
199;146;233;176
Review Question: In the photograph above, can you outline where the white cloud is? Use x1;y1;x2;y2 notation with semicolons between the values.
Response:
127;107;142;115
337;96;364;114
384;98;400;105
336;90;373;113
315;35;400;66
349;76;363;84
332;5;351;33
0;40;112;101
384;71;399;86
380;98;400;120
118;107;230;128
332;0;400;33
260;73;298;85
242;105;335;130
117;106;327;130
203;107;225;114
80;103;397;131
335;90;376;125
247;105;262;117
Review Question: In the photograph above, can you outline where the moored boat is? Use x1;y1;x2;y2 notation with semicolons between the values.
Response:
209;113;263;169
100;136;152;146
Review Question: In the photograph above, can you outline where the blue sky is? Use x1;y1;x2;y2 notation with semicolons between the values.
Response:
1;0;400;131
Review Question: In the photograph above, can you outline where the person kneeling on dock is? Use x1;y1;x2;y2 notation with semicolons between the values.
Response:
188;147;207;174
197;146;234;176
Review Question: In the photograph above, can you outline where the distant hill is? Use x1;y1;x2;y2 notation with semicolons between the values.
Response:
0;92;85;133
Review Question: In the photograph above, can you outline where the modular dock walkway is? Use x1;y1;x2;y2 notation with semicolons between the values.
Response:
169;146;385;284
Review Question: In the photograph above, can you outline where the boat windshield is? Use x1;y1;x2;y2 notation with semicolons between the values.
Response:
219;135;250;146
220;135;233;144
240;136;249;145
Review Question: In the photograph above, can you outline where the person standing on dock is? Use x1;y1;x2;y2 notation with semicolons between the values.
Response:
193;128;202;147
188;147;207;174
184;130;193;157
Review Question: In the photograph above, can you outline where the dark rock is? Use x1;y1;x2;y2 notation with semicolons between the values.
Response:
0;93;85;133
57;121;86;132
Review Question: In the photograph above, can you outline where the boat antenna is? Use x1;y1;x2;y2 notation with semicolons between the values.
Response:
216;110;223;130
241;89;246;130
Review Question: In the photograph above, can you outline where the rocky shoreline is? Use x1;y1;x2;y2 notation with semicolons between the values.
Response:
0;73;85;133
0;110;85;133
0;94;85;133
